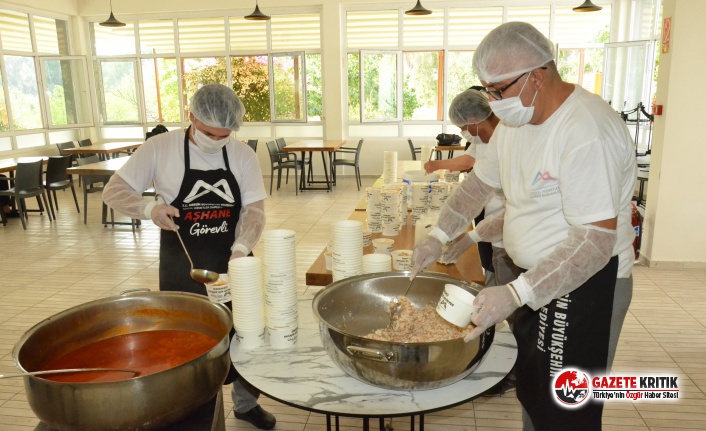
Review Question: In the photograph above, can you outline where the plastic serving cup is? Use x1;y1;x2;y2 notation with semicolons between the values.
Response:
391;249;413;271
372;238;395;254
204;274;231;304
436;283;478;328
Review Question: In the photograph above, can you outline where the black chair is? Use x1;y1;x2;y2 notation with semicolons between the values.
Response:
246;139;258;152
45;155;80;220
77;155;112;225
78;138;93;147
0;160;52;229
56;141;78;164
408;139;421;160
331;139;364;190
266;140;302;196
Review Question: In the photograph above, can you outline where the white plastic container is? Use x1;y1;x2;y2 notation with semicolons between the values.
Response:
436;283;478;327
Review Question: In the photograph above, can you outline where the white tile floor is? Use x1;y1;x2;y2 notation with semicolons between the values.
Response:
1;173;705;430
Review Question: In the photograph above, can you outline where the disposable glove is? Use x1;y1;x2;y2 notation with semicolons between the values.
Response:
410;236;443;279
464;284;520;342
103;174;156;220
150;204;180;231
438;233;474;264
230;200;266;257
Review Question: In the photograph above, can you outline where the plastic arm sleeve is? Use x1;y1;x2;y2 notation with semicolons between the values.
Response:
103;174;155;220
231;200;266;256
428;171;494;244
470;207;505;244
512;224;617;310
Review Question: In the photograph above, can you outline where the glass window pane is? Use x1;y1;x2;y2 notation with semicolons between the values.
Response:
16;133;46;149
558;48;607;94
554;6;611;45
272;53;306;121
178;18;225;53
0;137;11;151
91;22;136;56
4;55;43;130
229;17;267;52
44;59;91;126
0;69;8;131
139;19;175;54
271;14;321;51
403;51;439;120
347;10;399;48
361;52;398;121
447;51;481;115
448;8;503;46
507;7;550;38
97;60;139;123
347;53;360;122
306;54;322;121
141;58;180;123
0;10;32;52
181;57;227;118
403;10;443;47
231;55;270;122
34;16;69;54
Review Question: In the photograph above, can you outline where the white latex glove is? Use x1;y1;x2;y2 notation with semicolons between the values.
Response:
229;250;246;261
410;236;443;279
103;174;156;220
438;232;475;264
230;200;266;257
464;284;521;342
151;204;180;231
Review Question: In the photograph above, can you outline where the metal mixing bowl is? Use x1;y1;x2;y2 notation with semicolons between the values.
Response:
312;271;494;390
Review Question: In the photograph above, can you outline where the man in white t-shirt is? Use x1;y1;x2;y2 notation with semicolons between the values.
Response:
411;23;635;430
103;84;275;430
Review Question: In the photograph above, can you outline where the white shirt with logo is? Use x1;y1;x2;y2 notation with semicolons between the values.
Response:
473;86;636;278
117;129;267;208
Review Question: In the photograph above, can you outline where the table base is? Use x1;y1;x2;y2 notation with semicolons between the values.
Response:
299;152;333;192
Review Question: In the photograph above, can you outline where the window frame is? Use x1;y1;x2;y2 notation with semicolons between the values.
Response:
38;55;94;129
269;51;308;123
359;49;401;123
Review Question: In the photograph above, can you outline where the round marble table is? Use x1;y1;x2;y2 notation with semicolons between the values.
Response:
231;293;517;427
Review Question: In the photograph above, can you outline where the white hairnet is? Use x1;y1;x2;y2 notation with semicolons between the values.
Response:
449;89;492;126
189;84;245;131
472;22;555;83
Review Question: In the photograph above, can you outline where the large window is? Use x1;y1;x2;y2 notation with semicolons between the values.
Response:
90;12;322;129
41;57;92;127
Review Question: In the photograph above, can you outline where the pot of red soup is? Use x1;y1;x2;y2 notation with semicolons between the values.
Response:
12;290;232;431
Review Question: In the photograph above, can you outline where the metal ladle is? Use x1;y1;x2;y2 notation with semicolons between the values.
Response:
390;276;418;318
0;368;142;380
170;216;219;284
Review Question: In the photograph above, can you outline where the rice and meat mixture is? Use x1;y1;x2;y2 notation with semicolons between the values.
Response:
364;296;474;342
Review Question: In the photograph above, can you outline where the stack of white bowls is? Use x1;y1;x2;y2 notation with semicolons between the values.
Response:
410;181;430;225
262;229;298;349
380;189;401;237
228;257;266;350
430;182;449;211
384;182;408;224
366;186;383;233
383;151;398;184
362;253;392;273
332;220;364;281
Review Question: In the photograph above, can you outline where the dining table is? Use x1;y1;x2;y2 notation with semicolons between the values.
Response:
435;144;465;159
283;140;346;192
62;141;143;161
0;156;48;174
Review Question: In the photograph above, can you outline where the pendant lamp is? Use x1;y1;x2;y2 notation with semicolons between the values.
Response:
405;0;432;16
245;1;271;21
99;0;126;27
573;0;603;12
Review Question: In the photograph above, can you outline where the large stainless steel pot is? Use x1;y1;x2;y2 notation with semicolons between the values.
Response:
13;290;232;431
312;272;494;390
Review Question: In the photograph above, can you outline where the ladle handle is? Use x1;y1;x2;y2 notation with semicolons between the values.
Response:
170;216;194;268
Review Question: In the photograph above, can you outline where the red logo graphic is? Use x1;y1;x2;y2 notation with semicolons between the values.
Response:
553;369;590;407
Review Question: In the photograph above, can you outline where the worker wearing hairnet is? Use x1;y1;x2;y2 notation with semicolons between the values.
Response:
103;84;275;430
411;22;635;430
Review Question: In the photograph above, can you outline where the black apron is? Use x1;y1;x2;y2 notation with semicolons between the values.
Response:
159;128;242;385
513;255;618;431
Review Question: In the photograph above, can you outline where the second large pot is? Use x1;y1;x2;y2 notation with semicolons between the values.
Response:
313;272;494;390
13;290;232;431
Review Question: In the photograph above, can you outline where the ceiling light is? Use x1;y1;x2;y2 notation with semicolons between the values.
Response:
99;0;126;27
405;0;432;16
245;1;271;21
573;0;603;12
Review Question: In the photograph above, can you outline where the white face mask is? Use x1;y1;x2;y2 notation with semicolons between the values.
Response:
192;126;228;154
488;75;538;127
460;130;474;142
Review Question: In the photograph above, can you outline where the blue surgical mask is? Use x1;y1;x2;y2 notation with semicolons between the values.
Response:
488;74;537;127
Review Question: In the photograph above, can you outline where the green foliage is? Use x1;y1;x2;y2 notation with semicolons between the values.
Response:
306;54;322;120
348;53;360;121
231;56;270;122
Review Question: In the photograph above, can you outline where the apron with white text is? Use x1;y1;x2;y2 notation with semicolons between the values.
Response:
514;255;618;431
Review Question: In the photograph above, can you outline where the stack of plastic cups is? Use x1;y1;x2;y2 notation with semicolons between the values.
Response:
383;151;398;184
362;253;392;273
410;182;430;225
420;146;435;162
366;186;383;233
384;182;408;226
430;182;449;212
380;189;401;237
262;229;298;349
445;171;461;183
228;257;266;350
332;220;364;281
